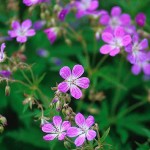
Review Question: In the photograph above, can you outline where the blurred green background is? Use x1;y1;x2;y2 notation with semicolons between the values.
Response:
0;0;150;150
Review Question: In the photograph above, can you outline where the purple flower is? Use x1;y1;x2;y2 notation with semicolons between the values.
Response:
23;0;39;6
135;13;146;27
42;116;71;141
99;6;131;30
67;113;96;147
33;20;46;30
0;43;6;62
8;19;35;43
58;65;90;99
36;48;49;57
58;8;70;21
51;57;62;66
75;0;99;18
125;34;148;64
131;52;150;76
44;27;59;44
0;70;11;78
100;27;132;56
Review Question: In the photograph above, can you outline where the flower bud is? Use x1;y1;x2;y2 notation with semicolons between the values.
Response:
135;13;146;27
5;85;10;96
0;125;4;133
64;141;71;149
56;101;62;111
0;115;7;126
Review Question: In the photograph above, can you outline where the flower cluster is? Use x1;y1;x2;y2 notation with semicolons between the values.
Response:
42;113;96;147
99;6;149;76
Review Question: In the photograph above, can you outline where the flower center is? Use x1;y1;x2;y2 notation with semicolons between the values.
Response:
109;17;120;29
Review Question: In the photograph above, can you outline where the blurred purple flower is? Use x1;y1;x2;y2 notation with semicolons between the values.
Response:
99;6;131;30
100;27;132;56
51;57;62;66
44;27;59;44
36;49;49;57
42;116;71;141
33;20;46;30
8;19;35;43
58;8;70;21
131;52;150;75
0;43;6;62
75;0;99;18
135;13;146;27
125;34;148;64
67;113;96;147
0;70;11;78
58;65;90;99
23;0;39;6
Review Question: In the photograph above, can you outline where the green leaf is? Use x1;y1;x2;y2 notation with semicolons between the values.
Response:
100;127;110;143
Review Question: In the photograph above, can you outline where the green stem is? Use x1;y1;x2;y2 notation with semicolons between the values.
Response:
117;100;147;119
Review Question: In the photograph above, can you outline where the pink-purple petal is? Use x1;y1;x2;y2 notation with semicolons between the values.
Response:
139;39;148;50
61;121;71;131
88;1;99;11
74;134;86;147
85;116;95;128
59;66;71;79
131;65;141;75
75;113;85;128
114;27;125;37
12;21;20;30
109;48;120;56
120;14;131;25
22;19;32;30
58;132;66;140
100;45;112;54
111;6;122;16
122;35;132;46
26;29;36;36
58;82;70;93
53;116;62;129
72;65;84;78
70;84;82;99
16;36;27;43
42;123;55;133
143;64;150;75
86;130;96;141
99;14;110;25
67;127;82;137
75;77;90;89
8;30;17;38
102;32;113;43
43;134;57;141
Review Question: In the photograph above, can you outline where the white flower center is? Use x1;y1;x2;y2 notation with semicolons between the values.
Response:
109;17;121;29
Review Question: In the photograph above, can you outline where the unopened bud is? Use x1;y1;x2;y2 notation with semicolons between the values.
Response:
56;101;62;111
64;141;71;149
0;115;7;126
65;39;72;46
0;125;4;133
5;85;10;96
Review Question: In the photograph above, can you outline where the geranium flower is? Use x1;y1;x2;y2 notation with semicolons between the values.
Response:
23;0;39;6
44;27;59;44
100;26;132;56
0;70;11;78
99;6;131;30
8;20;35;43
0;43;6;62
58;65;90;99
75;0;99;18
67;113;96;147
131;52;150;75
42;116;71;141
125;34;148;64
